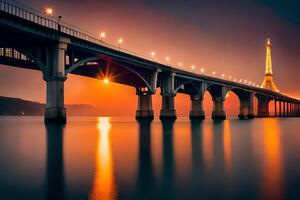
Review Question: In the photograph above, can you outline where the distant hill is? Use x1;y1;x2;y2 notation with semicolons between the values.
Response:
0;96;101;116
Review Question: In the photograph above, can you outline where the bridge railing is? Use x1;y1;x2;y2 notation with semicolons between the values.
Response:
0;0;148;60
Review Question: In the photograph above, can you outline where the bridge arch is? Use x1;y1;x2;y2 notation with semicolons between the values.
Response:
66;56;154;93
174;80;201;96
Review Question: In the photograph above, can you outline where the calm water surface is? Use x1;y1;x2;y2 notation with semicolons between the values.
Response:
0;116;300;200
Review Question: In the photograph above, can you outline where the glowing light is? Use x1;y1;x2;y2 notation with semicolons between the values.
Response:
100;32;106;39
244;80;247;84
45;7;53;16
200;68;205;73
229;75;232;79
178;62;183;67
118;38;123;44
239;79;242;83
104;78;109;84
233;78;237;82
165;56;170;61
191;65;195;70
212;71;216;75
150;51;155;58
221;73;225;77
226;93;229;98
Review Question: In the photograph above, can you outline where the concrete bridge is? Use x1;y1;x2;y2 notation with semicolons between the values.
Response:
0;0;299;123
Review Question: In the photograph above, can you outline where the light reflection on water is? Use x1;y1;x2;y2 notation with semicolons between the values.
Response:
90;117;116;200
0;116;299;200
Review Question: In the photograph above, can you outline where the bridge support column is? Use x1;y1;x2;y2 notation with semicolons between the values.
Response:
257;95;269;117
44;38;69;124
274;100;277;117
279;101;282;117
189;95;205;120
212;97;226;120
160;95;177;120
135;89;154;121
160;73;177;120
238;93;254;119
284;101;287;117
44;77;67;123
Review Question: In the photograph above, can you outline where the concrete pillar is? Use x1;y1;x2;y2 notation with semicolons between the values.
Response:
257;95;269;117
160;95;176;120
279;101;282;117
212;97;226;120
136;91;154;121
44;38;69;124
189;95;205;120
283;101;286;117
274;100;277;117
238;94;254;119
160;73;177;120
238;100;249;119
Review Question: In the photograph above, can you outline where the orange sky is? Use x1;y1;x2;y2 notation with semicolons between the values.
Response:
0;0;299;117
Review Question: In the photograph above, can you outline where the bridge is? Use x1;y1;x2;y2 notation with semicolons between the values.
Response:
0;0;299;123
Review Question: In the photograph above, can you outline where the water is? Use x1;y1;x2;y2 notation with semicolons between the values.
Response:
0;116;300;200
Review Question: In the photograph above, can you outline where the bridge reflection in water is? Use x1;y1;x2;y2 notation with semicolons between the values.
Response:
1;117;292;200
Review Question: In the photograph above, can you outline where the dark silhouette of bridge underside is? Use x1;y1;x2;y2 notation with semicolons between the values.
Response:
0;0;299;123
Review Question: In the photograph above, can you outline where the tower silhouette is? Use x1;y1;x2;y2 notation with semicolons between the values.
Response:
261;38;279;92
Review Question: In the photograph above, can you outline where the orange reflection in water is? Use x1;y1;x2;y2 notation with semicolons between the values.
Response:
261;119;283;200
223;121;232;175
89;117;117;200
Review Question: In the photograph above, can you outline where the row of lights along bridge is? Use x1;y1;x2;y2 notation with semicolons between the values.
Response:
44;6;261;89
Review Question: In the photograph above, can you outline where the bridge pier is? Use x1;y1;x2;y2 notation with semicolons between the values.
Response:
238;93;254;119
189;95;205;120
160;73;177;120
212;97;226;120
279;101;282;117
160;95;177;120
44;38;69;124
238;100;254;119
44;77;67;123
135;89;154;121
257;95;269;117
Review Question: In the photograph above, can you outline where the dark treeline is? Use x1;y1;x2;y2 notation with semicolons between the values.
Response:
0;96;100;116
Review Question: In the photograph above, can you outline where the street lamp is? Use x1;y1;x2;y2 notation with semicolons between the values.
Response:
200;68;205;73
100;32;106;44
45;7;53;16
118;38;123;50
151;51;155;61
165;56;170;65
191;65;195;71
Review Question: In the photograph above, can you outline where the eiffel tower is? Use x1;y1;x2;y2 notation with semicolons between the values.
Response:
261;38;279;92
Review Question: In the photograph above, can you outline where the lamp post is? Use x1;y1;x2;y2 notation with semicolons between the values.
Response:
118;38;123;51
100;32;106;44
151;51;155;61
165;56;170;65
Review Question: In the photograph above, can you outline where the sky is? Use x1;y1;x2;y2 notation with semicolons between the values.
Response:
0;0;299;116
